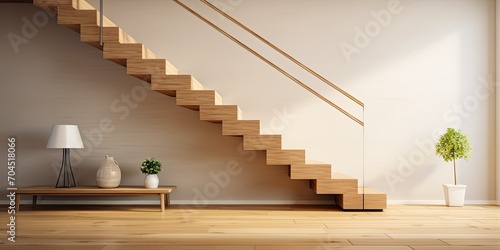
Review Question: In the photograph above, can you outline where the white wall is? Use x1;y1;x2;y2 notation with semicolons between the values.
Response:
0;0;496;204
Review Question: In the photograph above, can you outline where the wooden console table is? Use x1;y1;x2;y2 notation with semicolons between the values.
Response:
15;185;176;212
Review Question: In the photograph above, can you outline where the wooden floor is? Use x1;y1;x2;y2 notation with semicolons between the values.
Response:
0;204;499;249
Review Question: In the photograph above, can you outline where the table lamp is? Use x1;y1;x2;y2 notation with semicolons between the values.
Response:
47;125;84;188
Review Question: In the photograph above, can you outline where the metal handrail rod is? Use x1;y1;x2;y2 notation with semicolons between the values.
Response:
201;0;364;108
173;0;363;126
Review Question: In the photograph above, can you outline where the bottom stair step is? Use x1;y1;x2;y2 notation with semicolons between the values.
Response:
335;187;387;210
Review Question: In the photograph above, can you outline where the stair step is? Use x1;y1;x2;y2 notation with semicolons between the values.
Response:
222;120;260;136
79;25;103;49
243;135;281;150
310;173;358;195
336;187;387;210
81;26;138;49
266;149;305;165
360;187;387;210
33;0;74;14
57;7;98;32
177;90;223;110
34;0;90;13
35;0;96;11
127;59;178;82
104;43;156;66
335;193;363;210
290;160;331;179
57;6;116;33
200;105;241;122
151;75;203;97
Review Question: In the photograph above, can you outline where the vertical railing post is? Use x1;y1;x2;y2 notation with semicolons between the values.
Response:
362;107;365;208
99;0;104;46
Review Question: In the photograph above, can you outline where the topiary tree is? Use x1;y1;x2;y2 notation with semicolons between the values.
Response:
435;128;472;185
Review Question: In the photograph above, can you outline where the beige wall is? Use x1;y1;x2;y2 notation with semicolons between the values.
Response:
0;4;332;204
0;0;497;204
497;0;500;205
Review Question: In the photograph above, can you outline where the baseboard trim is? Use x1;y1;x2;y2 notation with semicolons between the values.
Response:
388;200;499;205
1;199;337;206
172;200;337;205
2;199;498;206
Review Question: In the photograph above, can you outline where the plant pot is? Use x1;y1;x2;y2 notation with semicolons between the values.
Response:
96;155;121;188
144;174;159;189
442;184;467;207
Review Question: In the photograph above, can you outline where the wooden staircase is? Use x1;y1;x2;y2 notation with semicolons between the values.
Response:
33;0;386;210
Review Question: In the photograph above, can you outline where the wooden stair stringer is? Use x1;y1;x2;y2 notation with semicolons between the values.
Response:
32;0;386;211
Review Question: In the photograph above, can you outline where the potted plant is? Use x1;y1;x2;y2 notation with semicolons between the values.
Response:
140;157;162;189
435;128;472;206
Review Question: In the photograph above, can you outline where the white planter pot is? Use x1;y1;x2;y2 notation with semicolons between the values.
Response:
442;184;467;207
144;174;159;189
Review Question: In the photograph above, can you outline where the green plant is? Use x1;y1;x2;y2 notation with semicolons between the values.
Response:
435;128;472;185
140;157;162;175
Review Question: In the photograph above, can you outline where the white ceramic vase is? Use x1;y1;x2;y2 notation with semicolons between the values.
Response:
96;155;121;188
442;184;467;207
144;174;159;189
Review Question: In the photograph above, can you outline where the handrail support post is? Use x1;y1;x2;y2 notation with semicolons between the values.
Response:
99;0;104;46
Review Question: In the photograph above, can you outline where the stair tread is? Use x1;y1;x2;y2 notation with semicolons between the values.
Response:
151;75;204;97
127;58;179;76
331;172;356;180
35;0;95;11
105;27;138;44
177;90;223;109
358;187;385;194
303;160;330;165
183;90;222;98
201;105;241;121
243;134;282;150
58;6;117;27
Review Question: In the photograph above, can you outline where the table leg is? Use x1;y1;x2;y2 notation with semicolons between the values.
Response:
15;193;20;212
166;193;170;207
32;195;38;209
160;193;165;212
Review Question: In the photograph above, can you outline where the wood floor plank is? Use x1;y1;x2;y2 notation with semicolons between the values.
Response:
208;227;328;234
349;239;448;246
0;247;105;250
0;204;498;248
442;239;500;246
102;246;254;250
256;246;413;250
387;233;500;239
412;247;500;250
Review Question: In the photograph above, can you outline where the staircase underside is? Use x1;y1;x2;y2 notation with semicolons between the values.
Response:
33;0;387;210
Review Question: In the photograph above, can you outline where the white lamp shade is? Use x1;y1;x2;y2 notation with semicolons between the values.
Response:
46;125;84;149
